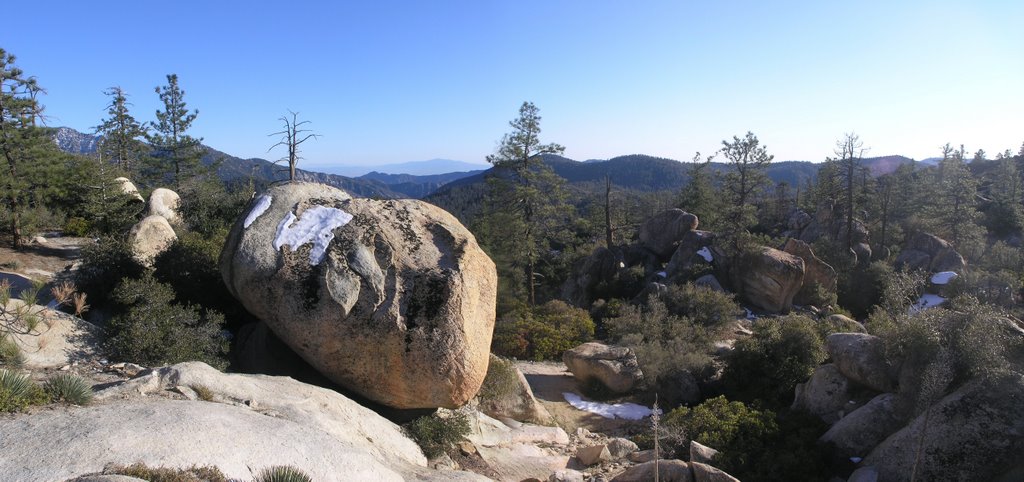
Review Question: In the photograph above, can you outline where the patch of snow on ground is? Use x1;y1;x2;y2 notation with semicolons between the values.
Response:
273;206;353;265
910;294;946;314
243;194;273;228
562;392;652;420
930;271;958;285
850;457;863;464
745;307;756;320
656;271;667;278
697;246;714;262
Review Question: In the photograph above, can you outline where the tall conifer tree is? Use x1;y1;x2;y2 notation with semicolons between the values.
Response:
95;86;148;176
147;74;202;188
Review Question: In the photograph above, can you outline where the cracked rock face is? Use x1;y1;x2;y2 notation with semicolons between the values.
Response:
220;182;497;409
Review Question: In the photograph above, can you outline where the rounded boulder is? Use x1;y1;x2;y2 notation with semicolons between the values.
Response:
220;182;497;409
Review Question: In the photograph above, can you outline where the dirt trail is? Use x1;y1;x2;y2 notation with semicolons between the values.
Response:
517;360;643;436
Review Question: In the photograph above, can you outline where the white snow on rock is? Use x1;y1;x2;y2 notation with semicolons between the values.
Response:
910;294;946;314
697;246;714;262
562;392;652;420
273;206;353;265
656;271;667;278
243;194;273;228
930;271;958;285
745;307;756;320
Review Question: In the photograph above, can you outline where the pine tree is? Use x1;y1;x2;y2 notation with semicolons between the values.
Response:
147;74;203;188
678;151;720;230
482;101;568;306
834;133;868;248
94;86;148;176
0;49;63;249
720;132;772;243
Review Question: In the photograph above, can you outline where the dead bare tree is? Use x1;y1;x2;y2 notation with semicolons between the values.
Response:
269;110;318;181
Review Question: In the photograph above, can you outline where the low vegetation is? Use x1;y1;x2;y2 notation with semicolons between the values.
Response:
492;300;594;360
105;463;229;482
43;373;93;406
0;369;47;412
403;411;471;459
253;465;314;482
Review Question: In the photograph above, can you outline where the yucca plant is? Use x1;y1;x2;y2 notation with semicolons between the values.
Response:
254;465;313;482
43;373;93;405
0;369;46;412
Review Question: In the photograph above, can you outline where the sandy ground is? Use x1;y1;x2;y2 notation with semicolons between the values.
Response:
0;235;91;301
517;360;645;437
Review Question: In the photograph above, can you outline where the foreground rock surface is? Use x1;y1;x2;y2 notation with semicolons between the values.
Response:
562;342;643;394
863;373;1024;482
0;362;487;482
220;182;497;409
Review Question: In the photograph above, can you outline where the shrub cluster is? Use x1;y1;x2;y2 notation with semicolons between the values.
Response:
492;300;594;361
0;369;47;412
721;314;826;407
403;411;471;459
107;274;228;369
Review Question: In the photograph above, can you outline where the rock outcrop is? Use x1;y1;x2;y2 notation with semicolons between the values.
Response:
0;362;487;482
791;363;854;423
862;374;1024;482
783;238;837;306
563;342;643;394
732;246;804;313
146;187;181;223
128;215;177;267
220;182;497;409
819;393;904;458
3;301;101;369
639;208;699;260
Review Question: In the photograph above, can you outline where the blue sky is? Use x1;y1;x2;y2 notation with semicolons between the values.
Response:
4;1;1021;168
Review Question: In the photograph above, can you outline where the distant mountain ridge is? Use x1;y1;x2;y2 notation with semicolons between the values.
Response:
318;158;489;177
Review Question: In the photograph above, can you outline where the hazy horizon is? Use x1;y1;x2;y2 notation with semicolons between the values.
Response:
7;1;1021;168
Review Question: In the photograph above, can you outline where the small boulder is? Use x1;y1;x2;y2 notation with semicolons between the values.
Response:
114;177;144;202
611;460;693;482
689;440;719;465
791;364;853;422
732;246;805;313
147;187;181;223
128;215;177;267
220;182;497;409
628;449;657;463
639;208;699;260
665;230;715;276
691;462;740;482
819;393;904;458
549;469;585;482
575;444;611;466
606;438;638;459
824;314;866;334
563;342;643;394
478;355;553;424
694;274;725;292
847;466;879;482
826;333;896;392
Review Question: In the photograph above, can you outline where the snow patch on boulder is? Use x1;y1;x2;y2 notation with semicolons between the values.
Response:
243;194;273;228
273;206;353;265
930;271;958;285
910;294;946;314
697;246;714;262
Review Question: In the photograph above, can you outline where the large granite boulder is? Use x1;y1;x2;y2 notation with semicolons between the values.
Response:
895;232;966;273
563;342;643;394
147;187;181;223
220;182;497;409
639;208;699;260
863;374;1024;482
826;333;896;392
128;215;177;267
732;246;804;313
783;238;838;307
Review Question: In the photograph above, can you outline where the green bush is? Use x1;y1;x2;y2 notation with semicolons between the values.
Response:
0;369;47;412
404;411;471;459
605;299;713;401
178;178;253;236
63;217;91;237
254;466;313;482
492;300;594;361
657;282;742;330
663;396;832;482
0;334;24;368
43;373;93;405
108;274;229;369
153;229;245;327
478;355;521;404
839;261;896;319
721;315;826;407
76;236;146;308
105;463;229;482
